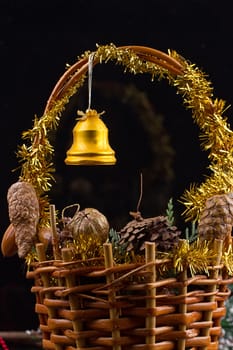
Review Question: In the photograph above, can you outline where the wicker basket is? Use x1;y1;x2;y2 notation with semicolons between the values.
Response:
3;44;233;350
26;240;233;350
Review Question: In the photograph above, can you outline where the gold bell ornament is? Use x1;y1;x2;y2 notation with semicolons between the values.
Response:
65;52;116;166
65;109;116;165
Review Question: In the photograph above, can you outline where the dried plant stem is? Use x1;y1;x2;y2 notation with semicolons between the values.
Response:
211;238;232;343
177;268;188;350
145;242;156;344
36;243;63;350
49;204;61;260
199;239;223;350
103;243;121;350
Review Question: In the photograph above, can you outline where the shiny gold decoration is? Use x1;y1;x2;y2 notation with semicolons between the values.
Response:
172;239;211;275
25;250;39;268
222;244;233;275
16;79;86;226
173;58;233;222
65;109;116;165
14;43;233;225
67;234;104;260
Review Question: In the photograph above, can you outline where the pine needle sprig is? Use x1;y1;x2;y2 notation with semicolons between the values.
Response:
166;197;175;226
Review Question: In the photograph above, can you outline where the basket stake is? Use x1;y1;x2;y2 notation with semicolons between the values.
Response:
199;238;223;350
62;248;86;349
211;237;232;344
177;267;188;350
103;243;121;350
49;204;61;260
36;243;63;350
145;242;156;345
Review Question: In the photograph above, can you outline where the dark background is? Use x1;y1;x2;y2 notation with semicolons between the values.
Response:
1;0;233;333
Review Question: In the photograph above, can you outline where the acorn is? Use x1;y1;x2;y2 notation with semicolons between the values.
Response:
1;223;18;257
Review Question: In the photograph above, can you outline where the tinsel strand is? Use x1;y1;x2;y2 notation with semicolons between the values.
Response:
16;77;86;225
170;51;233;221
15;43;233;225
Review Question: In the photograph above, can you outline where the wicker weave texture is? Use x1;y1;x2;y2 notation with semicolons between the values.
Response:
26;242;233;350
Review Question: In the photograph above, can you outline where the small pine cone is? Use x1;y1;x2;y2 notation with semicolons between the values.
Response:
118;212;181;254
198;193;233;248
7;181;40;258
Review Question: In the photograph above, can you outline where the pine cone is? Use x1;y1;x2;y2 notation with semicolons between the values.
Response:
118;211;181;253
198;193;233;248
7;181;40;258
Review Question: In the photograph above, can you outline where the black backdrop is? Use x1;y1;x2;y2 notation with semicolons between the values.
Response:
1;0;233;331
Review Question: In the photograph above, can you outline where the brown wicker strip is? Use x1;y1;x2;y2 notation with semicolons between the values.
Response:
65;346;107;350
35;303;48;315
43;299;70;308
122;306;176;317
58;308;109;321
156;312;201;326
50;334;75;346
187;302;217;312
64;329;102;340
47;318;72;330
185;336;210;347
123;343;174;349
42;339;56;349
189;321;213;329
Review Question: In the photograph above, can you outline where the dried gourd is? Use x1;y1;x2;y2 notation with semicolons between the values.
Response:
64;205;109;243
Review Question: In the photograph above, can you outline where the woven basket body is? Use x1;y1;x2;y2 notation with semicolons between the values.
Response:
4;44;233;350
26;241;232;350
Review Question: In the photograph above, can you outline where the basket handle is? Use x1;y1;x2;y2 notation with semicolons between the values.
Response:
43;45;184;116
16;43;233;226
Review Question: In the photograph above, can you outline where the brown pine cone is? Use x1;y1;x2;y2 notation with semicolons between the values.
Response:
7;181;40;258
198;192;233;248
118;211;181;253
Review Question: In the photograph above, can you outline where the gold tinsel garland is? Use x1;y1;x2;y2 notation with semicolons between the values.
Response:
171;239;211;275
171;53;233;221
16;78;86;225
16;43;233;225
25;236;233;277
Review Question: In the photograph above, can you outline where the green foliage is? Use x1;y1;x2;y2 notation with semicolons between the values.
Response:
166;197;175;226
185;221;198;243
107;228;127;260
